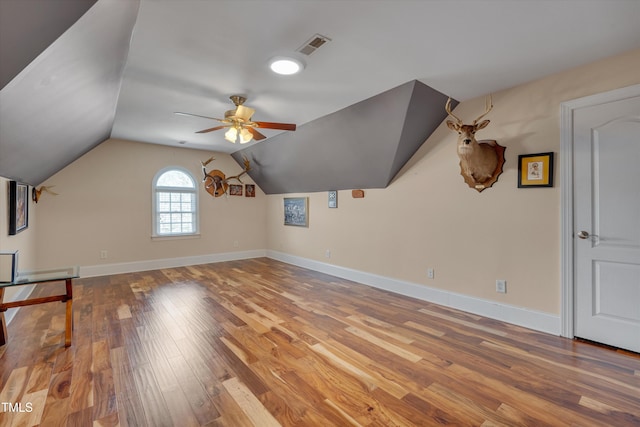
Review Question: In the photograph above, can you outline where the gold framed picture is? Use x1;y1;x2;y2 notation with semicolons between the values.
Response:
518;152;554;188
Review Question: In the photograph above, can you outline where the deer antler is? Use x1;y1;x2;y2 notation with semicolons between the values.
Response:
223;157;251;184
445;98;463;125
201;156;215;181
201;156;215;167
472;95;493;125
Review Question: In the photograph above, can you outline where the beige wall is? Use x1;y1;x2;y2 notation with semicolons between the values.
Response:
266;49;640;315
4;49;638;321
35;140;267;269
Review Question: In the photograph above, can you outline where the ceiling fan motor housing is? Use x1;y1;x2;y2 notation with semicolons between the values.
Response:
230;95;247;106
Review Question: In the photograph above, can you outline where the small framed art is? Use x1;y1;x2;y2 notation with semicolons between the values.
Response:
229;184;243;196
518;152;554;188
328;191;337;208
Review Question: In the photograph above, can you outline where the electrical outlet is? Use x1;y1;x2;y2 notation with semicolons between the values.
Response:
427;268;435;279
100;250;108;259
496;279;507;293
325;249;331;259
233;240;239;248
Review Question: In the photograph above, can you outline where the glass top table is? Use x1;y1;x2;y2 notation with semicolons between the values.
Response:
1;266;79;287
0;266;79;347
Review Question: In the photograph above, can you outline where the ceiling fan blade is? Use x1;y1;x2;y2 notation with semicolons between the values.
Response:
196;125;230;134
254;121;297;131
175;111;225;122
235;105;255;121
247;127;267;140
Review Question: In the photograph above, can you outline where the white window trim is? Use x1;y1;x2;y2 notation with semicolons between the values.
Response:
152;166;199;238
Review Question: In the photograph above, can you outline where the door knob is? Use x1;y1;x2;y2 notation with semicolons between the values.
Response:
577;230;590;239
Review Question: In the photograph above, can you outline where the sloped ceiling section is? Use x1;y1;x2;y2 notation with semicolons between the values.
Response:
0;0;98;89
0;0;139;186
232;80;456;194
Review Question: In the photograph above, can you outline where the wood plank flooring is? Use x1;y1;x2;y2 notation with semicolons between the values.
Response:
1;258;639;426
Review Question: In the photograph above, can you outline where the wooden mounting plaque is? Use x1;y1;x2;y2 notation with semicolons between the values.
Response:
204;170;228;197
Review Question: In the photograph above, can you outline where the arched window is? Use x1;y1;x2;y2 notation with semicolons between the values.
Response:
152;167;198;236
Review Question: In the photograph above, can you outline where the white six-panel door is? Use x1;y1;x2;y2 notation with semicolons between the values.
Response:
571;89;640;353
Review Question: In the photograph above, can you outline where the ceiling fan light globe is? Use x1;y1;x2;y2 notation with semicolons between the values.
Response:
225;127;238;143
239;128;253;144
269;57;304;75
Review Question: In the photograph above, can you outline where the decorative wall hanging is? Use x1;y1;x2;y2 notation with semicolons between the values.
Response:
445;96;506;192
518;152;554;188
284;197;309;227
245;184;255;197
328;191;337;208
8;181;29;235
200;156;251;197
229;184;243;196
32;185;58;203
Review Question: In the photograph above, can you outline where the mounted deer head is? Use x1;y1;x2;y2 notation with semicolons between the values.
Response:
445;96;505;192
201;156;251;197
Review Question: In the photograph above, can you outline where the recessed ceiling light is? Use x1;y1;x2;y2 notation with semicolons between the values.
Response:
269;56;305;75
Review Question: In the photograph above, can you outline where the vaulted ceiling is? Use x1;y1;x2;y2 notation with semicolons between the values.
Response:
1;0;639;187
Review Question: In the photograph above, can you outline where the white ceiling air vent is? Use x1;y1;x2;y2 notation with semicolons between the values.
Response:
297;34;331;56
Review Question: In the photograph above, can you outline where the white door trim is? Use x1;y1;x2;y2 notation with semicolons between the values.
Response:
560;83;640;338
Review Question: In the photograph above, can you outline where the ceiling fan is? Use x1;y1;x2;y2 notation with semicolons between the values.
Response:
175;95;296;144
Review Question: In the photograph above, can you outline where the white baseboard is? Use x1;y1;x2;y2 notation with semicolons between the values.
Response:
12;249;559;336
80;249;267;278
267;250;561;335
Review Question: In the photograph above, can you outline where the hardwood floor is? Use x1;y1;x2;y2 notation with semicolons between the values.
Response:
1;258;639;426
